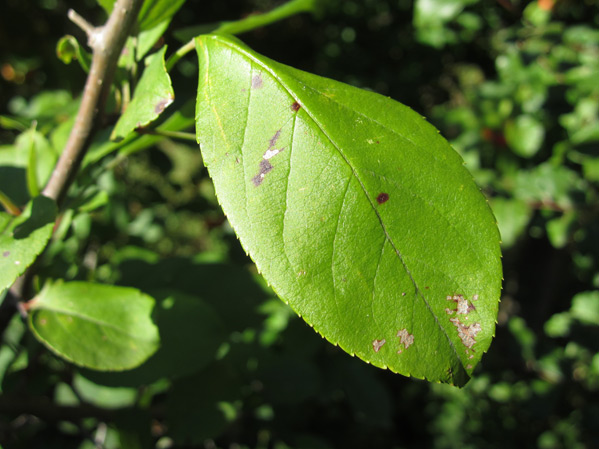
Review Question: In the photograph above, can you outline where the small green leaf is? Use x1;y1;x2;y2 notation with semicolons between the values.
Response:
111;46;174;140
137;21;170;60
137;0;186;31
26;127;40;198
0;129;58;206
28;282;160;371
505;115;545;158
570;291;599;326
195;35;502;386
0;196;56;291
490;197;531;248
56;35;92;72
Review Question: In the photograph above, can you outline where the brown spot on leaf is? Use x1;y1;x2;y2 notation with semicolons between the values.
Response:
268;129;281;150
251;73;263;89
372;339;386;353
376;193;389;204
2;251;9;257
252;160;273;186
154;95;173;114
291;101;301;112
396;328;414;353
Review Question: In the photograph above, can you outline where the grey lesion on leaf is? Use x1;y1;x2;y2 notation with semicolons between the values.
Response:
252;128;286;187
251;73;263;89
372;338;386;353
2;251;9;257
396;328;414;354
252;160;274;186
445;294;481;358
154;93;174;115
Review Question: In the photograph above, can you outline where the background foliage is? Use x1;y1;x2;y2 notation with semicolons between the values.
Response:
0;0;598;448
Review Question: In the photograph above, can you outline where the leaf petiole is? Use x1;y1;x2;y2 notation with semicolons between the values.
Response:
166;0;318;71
135;128;196;141
0;190;21;217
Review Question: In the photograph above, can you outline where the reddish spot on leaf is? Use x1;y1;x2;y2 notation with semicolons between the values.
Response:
291;101;301;112
2;251;9;257
376;193;389;204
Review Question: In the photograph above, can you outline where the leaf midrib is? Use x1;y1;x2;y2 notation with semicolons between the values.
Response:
33;302;154;342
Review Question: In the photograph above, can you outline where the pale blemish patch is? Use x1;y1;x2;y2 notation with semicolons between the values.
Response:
263;148;282;160
372;339;386;353
449;318;481;350
446;294;476;315
15;261;20;265
253;129;285;186
396;328;414;354
446;294;481;356
297;270;307;277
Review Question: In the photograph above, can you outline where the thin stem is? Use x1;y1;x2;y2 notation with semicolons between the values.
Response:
43;0;144;205
0;190;21;216
166;39;195;72
136;128;197;141
67;9;96;39
166;0;317;72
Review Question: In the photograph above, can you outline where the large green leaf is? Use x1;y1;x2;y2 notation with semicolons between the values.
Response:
195;34;502;386
28;281;159;371
0;196;56;291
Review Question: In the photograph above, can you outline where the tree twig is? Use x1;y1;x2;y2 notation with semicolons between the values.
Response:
43;0;144;205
